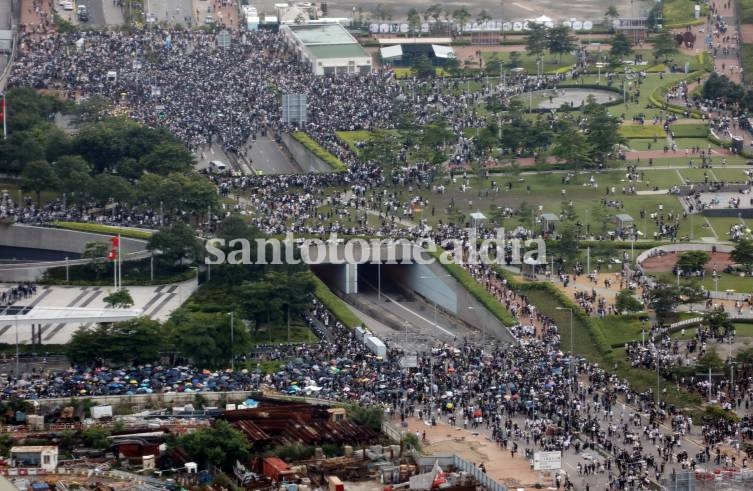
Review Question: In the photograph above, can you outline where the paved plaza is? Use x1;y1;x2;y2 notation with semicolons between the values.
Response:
0;280;196;345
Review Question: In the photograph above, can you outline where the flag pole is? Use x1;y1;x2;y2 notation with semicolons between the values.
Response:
118;234;122;290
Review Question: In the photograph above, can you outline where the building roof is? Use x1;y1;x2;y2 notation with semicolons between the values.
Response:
11;446;58;453
380;45;402;59
308;44;369;59
541;213;559;221
616;214;634;222
288;23;357;45
377;37;452;45
432;45;455;59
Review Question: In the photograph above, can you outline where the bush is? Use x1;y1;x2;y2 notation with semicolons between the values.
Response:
428;250;516;326
312;276;363;329
291;131;347;172
52;221;154;239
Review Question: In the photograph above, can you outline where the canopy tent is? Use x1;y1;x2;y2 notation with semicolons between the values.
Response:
540;213;559;233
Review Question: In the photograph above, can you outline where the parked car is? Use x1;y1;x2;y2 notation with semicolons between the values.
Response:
77;5;89;20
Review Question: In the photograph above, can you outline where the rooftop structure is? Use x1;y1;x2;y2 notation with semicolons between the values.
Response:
280;23;371;75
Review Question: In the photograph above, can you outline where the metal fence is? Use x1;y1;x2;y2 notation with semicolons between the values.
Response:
411;451;507;491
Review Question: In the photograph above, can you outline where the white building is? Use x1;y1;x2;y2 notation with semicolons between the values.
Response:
280;23;371;75
10;446;59;472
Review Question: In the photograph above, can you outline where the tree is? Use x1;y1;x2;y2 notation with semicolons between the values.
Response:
451;7;471;34
176;421;250;471
90;174;134;204
610;32;633;58
140;141;195;175
551;124;593;169
731;237;753;272
20;160;57;206
604;6;619;27
616;289;643;313
477;9;491;24
556;221;580;264
406;8;421;34
652;29;679;62
54;155;92;202
583;98;624;162
677;251;710;274
548;26;576;62
167;311;252;368
704;306;733;337
82;241;110;279
103;288;134;308
148;222;202;266
67;318;163;365
649;282;680;325
425;4;442;23
508;51;522;68
525;23;547;59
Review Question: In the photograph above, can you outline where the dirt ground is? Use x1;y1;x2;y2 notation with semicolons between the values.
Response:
640;251;734;273
398;415;544;491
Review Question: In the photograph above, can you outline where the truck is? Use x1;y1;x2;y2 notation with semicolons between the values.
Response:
364;335;387;359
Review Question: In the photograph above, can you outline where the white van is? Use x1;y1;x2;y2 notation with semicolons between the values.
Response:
208;160;228;173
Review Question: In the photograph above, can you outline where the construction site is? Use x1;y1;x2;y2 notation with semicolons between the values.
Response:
0;397;499;491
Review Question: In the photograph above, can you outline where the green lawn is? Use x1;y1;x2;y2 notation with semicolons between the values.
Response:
662;0;708;25
652;271;753;292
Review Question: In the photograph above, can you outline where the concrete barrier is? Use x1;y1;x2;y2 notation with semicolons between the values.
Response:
280;133;334;173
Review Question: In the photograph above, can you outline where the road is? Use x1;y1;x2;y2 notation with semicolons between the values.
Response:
147;0;193;26
246;134;300;175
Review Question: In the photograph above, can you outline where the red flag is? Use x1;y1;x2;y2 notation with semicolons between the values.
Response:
0;93;4;125
111;236;119;247
107;250;117;261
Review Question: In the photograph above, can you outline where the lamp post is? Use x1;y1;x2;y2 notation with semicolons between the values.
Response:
556;307;574;391
15;314;19;383
226;312;235;371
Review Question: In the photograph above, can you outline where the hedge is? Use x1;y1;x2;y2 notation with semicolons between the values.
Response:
312;276;363;330
647;71;705;118
428;250;517;326
291;131;348;172
51;221;154;240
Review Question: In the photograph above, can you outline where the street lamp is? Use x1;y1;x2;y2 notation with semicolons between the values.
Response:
15;314;19;383
226;312;235;371
556;307;574;390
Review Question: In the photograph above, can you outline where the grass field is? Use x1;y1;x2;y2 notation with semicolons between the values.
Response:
652;271;753;292
662;0;708;25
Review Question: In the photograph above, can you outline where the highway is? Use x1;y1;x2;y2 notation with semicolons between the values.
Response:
246;134;300;175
